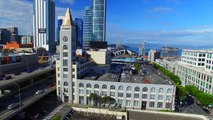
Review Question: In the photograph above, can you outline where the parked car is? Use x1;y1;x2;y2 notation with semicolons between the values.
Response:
4;76;12;80
35;90;44;95
7;103;20;110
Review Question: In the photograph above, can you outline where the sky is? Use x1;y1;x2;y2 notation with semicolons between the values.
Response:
0;0;213;48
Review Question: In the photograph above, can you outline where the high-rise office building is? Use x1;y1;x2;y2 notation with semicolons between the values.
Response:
57;16;64;45
139;42;146;57
93;0;106;41
74;18;83;48
33;0;55;53
83;6;93;49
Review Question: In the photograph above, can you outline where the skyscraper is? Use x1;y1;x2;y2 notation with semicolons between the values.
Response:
93;0;106;41
74;18;83;49
57;16;64;45
83;6;93;49
139;42;146;57
33;0;55;53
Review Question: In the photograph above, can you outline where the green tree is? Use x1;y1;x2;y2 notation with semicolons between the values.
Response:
176;85;186;102
89;93;101;106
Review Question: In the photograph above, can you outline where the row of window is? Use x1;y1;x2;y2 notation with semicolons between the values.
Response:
79;83;173;93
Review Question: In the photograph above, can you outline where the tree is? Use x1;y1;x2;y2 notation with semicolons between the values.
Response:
36;47;48;56
89;93;101;106
101;96;116;108
176;85;186;102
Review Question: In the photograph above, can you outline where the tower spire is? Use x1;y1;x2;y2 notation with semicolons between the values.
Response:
62;8;74;26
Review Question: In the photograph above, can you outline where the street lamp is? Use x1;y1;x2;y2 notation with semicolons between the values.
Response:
10;82;22;110
22;56;29;72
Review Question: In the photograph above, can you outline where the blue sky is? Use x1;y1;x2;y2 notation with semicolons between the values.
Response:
0;0;213;48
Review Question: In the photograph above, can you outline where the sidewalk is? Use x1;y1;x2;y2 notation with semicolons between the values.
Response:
42;103;65;120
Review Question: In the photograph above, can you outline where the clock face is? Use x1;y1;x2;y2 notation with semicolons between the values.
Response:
63;36;68;42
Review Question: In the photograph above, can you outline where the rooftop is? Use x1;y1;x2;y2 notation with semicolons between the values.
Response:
82;63;173;85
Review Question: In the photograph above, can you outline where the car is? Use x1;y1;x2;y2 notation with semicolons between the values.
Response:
4;76;12;80
14;72;21;75
35;90;44;95
7;103;20;110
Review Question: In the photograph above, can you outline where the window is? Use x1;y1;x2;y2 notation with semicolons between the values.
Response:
110;92;115;96
57;81;60;85
126;100;131;106
79;83;84;87
86;83;92;88
126;86;132;91
94;84;99;89
57;73;60;77
126;93;131;98
142;94;147;99
165;103;171;108
134;100;139;106
102;91;107;96
63;52;68;57
134;86;140;92
118;86;123;91
150;87;156;93
157;102;163;108
118;93;123;97
94;91;99;95
63;59;68;66
150;95;155;100
102;84;107;89
79;89;84;94
63;68;68;72
149;102;155;107
158;88;164;93
86;90;91;95
64;81;68;86
166;95;171;101
63;74;68;78
118;99;123;105
134;93;139;98
158;95;163;100
63;45;68;50
110;85;115;90
142;87;148;92
167;88;172;94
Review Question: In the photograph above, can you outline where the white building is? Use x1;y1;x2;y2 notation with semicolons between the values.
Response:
175;49;213;94
148;49;160;62
86;49;111;64
56;9;176;111
33;0;55;52
139;42;146;57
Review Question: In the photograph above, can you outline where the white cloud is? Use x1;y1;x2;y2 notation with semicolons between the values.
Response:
0;0;33;35
151;7;173;13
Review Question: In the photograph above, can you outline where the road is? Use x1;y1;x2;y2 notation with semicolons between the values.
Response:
0;87;56;120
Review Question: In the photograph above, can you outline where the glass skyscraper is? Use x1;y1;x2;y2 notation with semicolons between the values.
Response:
93;0;106;41
83;6;93;49
33;0;55;53
74;18;83;48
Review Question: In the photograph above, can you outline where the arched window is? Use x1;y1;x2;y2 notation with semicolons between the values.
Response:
158;88;164;93
142;87;148;92
167;88;172;94
126;86;131;91
110;85;115;90
118;86;123;91
94;84;99;89
134;86;140;92
86;83;91;88
64;81;68;86
150;87;156;93
102;84;107;89
79;83;84;87
63;45;68;50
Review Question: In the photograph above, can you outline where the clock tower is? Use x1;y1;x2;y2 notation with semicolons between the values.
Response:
59;8;76;103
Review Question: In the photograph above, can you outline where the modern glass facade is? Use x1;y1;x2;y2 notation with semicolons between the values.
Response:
74;18;83;48
93;0;106;41
33;0;55;53
83;6;93;49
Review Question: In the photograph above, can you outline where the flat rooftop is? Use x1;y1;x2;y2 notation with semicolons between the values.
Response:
82;63;173;85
